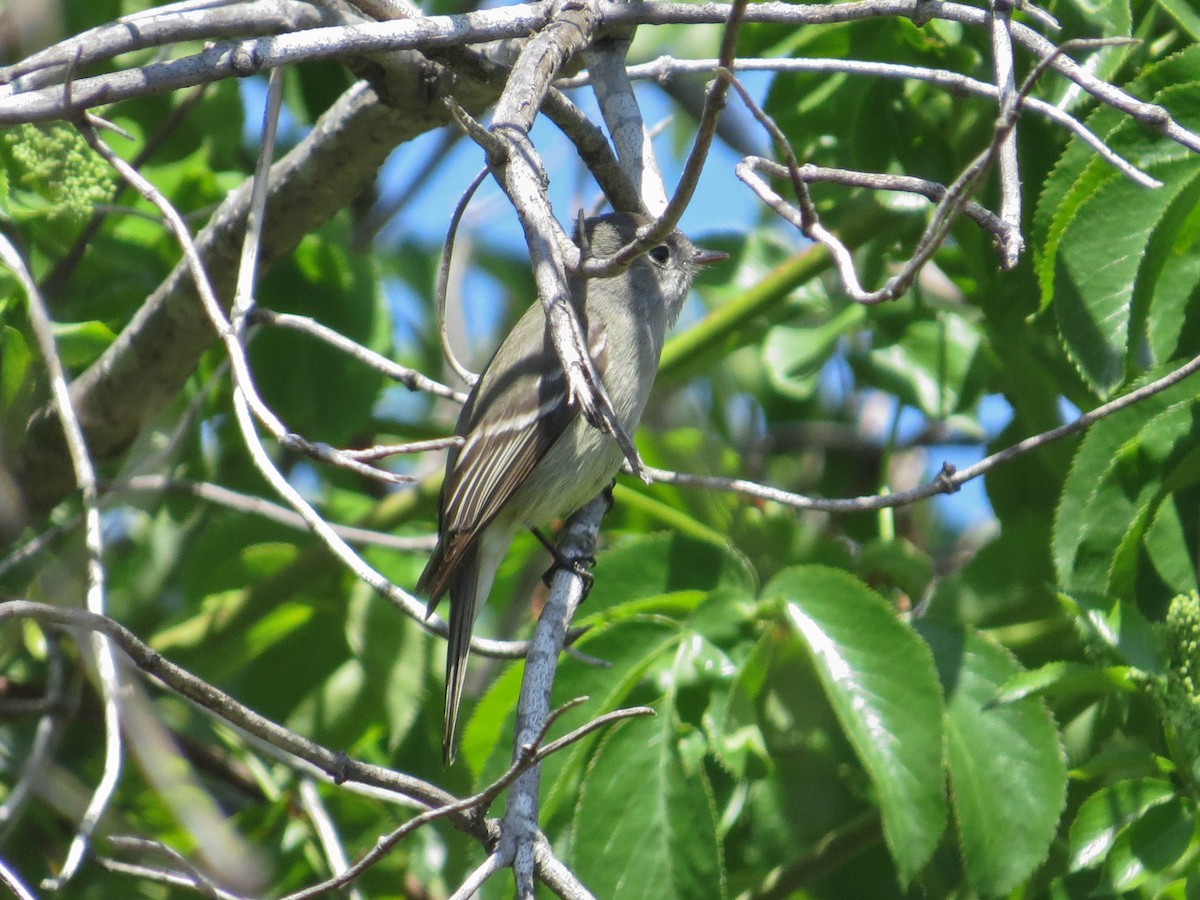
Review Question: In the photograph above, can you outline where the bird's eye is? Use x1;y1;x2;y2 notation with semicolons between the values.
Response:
649;244;671;265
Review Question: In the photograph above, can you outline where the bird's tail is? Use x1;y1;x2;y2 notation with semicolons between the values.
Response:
442;544;479;765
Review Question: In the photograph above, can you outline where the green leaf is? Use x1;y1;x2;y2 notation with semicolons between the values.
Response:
1069;778;1177;871
1143;496;1200;596
711;632;772;780
769;566;946;886
1143;171;1200;366
581;532;757;616
1058;593;1165;674
1034;124;1122;309
990;661;1138;705
51;319;118;370
918;621;1067;896
762;304;864;400
462;616;683;787
345;585;427;753
1104;403;1200;600
1104;796;1196;890
572;715;724;899
1052;162;1200;396
1035;54;1200;394
0;325;36;443
857;537;935;605
856;311;983;418
251;224;390;445
1158;0;1200;40
1053;370;1200;600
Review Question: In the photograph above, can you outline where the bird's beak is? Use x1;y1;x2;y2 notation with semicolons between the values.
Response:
692;247;729;266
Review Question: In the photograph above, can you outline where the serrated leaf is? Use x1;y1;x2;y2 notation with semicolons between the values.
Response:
769;566;945;886
1142;172;1200;365
1158;0;1200;40
1052;161;1199;396
572;716;724;899
918;621;1067;896
1053;369;1200;596
712;632;772;779
1034;122;1123;306
1105;403;1199;599
1143;496;1200;596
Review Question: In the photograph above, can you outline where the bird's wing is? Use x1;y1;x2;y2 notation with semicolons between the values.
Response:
419;307;608;604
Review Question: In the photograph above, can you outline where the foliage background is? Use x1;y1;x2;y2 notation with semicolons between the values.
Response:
2;0;1200;896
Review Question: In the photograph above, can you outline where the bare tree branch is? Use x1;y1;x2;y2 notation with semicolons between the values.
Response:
6;0;1198;165
502;493;607;897
0;601;478;833
0;0;345;91
557;55;1158;187
0;232;122;891
640;349;1200;512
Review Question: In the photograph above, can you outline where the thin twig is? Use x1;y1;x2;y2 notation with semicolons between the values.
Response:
532;834;597;900
231;66;283;333
0;634;71;846
106;836;226;900
640;350;1200;512
354;127;462;248
437;166;488;387
0;231;123;891
249;309;466;402
988;0;1024;267
340;438;463;461
0;0;339;91
111;476;438;550
0;602;474;828
297;781;364;900
0;858;38;900
582;36;668;213
93;856;246;900
743;156;1010;248
278;698;606;899
729;57;1025;301
447;3;653;483
77;114;352;483
556;55;1158;187
502;494;608;898
582;0;749;275
449;853;508;900
541;88;643;212
5;0;1200;164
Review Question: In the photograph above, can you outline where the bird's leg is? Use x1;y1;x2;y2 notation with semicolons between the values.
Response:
533;526;596;597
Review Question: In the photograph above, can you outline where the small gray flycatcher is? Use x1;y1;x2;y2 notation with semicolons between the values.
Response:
419;211;726;763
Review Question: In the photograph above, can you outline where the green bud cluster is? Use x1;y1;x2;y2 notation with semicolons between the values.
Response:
1150;591;1200;786
3;122;115;223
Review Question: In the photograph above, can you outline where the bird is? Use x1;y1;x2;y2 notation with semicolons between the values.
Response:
418;211;726;763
